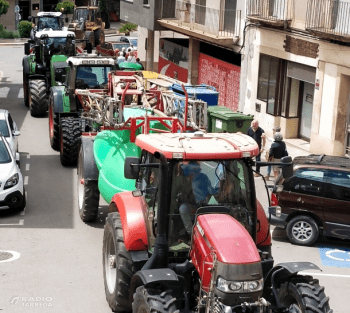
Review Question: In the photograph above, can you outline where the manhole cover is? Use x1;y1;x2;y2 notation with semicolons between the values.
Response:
0;251;13;261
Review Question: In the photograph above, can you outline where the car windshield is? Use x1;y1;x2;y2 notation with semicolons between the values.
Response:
112;43;130;50
76;66;112;89
168;160;254;251
75;9;88;22
38;17;60;30
130;39;138;47
46;37;68;49
0;120;9;137
0;141;11;163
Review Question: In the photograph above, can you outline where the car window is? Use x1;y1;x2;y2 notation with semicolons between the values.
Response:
0;120;10;137
283;168;327;196
130;39;138;47
7;114;14;131
326;170;350;201
0;141;11;163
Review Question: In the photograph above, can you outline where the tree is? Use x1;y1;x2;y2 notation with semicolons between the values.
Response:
55;0;74;15
0;0;9;20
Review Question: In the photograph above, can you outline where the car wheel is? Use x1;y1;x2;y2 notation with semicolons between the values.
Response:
286;215;319;246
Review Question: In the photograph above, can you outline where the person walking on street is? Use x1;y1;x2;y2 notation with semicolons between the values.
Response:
269;132;288;180
117;51;126;64
247;120;266;177
264;126;281;180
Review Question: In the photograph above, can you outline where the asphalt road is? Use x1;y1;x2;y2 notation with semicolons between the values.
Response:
0;46;349;313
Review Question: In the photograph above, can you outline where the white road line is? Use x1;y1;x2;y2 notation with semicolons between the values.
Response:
27;155;30;159
24;176;28;185
0;87;10;98
25;163;29;171
20;210;25;216
18;88;23;98
0;220;24;226
304;272;350;278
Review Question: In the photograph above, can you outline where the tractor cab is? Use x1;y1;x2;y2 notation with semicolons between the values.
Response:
29;12;65;41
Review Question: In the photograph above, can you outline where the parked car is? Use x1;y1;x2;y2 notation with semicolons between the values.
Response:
0;134;25;211
270;154;350;246
117;36;138;49
0;109;20;157
96;42;131;57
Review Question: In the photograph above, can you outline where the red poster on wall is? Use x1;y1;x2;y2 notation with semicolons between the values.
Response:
198;53;240;111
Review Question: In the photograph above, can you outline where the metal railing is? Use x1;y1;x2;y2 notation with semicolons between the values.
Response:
160;0;241;37
247;0;290;21
306;0;350;37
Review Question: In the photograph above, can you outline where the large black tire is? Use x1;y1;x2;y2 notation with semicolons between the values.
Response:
19;188;26;211
48;94;60;151
29;79;48;117
278;275;331;313
94;29;105;46
102;12;110;29
77;145;100;222
83;31;95;48
59;117;81;166
23;72;29;107
103;211;134;312
132;287;178;313
286;215;319;246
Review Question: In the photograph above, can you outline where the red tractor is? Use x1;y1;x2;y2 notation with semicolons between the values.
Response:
102;131;332;313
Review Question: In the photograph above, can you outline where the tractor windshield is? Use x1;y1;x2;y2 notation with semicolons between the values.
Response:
76;66;112;89
168;160;254;251
38;17;60;30
46;37;68;49
74;9;89;23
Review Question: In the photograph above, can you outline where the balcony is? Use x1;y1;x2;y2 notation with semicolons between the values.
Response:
246;0;291;27
306;0;350;43
158;0;241;48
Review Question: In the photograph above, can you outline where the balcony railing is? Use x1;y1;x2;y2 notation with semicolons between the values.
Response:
306;0;350;39
247;0;291;22
160;0;241;37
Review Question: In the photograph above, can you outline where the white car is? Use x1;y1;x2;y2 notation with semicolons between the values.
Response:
0;109;20;157
0;135;25;211
117;36;138;50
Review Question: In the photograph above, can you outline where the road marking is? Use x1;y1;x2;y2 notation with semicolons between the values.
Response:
0;87;10;98
27;154;30;159
24;176;28;185
20;210;25;216
0;220;24;226
17;88;23;98
25;163;29;171
319;246;350;268
0;250;20;263
303;272;350;278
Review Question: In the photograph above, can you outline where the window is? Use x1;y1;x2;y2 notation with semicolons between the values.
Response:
326;170;350;201
0;120;10;137
143;0;149;5
0;141;11;163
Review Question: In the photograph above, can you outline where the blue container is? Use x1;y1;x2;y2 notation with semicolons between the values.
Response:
170;83;219;107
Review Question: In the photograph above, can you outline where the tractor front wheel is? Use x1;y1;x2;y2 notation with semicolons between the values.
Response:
103;211;134;312
278;275;331;313
48;94;59;151
77;145;100;222
29;79;48;117
132;286;178;313
59;117;81;166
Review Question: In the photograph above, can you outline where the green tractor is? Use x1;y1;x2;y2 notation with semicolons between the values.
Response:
22;30;76;117
48;55;116;166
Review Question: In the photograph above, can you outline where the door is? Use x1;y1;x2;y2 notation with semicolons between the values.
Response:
18;1;30;22
299;82;314;141
224;0;236;33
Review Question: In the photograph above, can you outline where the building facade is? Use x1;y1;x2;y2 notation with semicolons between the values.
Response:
242;0;350;156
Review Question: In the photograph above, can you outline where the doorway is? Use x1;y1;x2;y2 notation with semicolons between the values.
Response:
43;0;60;12
299;82;315;141
19;1;30;22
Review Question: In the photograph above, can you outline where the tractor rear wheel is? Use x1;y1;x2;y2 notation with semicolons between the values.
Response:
278;275;331;313
48;94;59;151
29;79;48;117
59;117;81;166
103;211;134;312
23;72;29;107
94;29;105;46
132;287;178;313
77;144;100;222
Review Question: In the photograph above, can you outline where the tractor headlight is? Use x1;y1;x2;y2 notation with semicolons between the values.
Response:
216;277;263;293
4;173;19;190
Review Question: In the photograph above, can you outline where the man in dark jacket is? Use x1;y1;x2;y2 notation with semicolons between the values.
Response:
269;132;288;180
247;120;266;177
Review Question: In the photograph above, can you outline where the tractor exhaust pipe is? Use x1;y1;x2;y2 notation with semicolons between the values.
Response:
142;151;169;270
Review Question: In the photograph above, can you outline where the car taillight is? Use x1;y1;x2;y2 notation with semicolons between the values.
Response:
271;193;278;206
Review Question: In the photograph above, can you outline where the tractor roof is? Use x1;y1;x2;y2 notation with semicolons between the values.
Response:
75;6;99;10
37;12;62;17
35;30;75;38
135;132;259;160
66;56;115;66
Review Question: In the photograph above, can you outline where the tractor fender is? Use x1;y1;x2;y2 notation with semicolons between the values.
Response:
256;200;271;246
50;86;67;114
264;262;321;290
23;57;30;75
110;191;148;251
80;136;99;181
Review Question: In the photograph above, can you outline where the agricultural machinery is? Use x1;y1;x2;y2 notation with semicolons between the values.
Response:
101;131;332;313
29;12;66;42
22;30;77;117
68;6;105;48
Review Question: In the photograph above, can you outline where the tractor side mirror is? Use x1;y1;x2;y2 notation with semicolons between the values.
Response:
86;42;92;54
281;156;293;179
24;42;30;55
124;157;140;179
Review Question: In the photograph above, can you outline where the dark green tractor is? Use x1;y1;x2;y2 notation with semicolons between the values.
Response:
22;30;76;117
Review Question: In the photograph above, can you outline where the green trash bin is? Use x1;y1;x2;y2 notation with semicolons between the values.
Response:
209;109;254;133
207;106;233;133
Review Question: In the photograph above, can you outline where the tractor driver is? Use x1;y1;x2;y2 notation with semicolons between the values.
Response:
178;162;218;236
76;67;98;88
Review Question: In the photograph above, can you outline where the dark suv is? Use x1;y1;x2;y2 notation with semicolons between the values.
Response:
270;154;350;246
